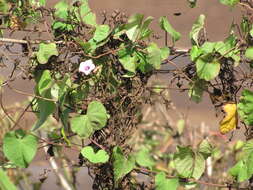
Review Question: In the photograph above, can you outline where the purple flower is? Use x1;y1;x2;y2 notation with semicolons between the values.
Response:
79;59;95;75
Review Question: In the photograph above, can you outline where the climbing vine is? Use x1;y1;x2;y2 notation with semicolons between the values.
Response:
0;0;253;189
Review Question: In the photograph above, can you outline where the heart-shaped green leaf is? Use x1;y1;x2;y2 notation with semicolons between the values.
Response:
159;16;181;42
155;172;179;190
174;146;205;180
81;146;109;164
146;43;162;70
71;115;94;138
71;101;108;138
78;0;97;26
3;130;38;168
196;54;220;81
118;45;137;73
92;25;110;43
113;146;135;182
87;101;108;130
37;43;58;64
198;139;213;159
135;147;155;169
125;14;144;42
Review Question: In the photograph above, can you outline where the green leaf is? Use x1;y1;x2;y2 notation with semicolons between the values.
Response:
92;25;110;42
155;172;179;190
78;0;97;26
192;152;205;179
219;0;239;6
187;0;197;8
176;119;185;135
180;181;197;189
124;14;153;42
240;17;250;35
146;42;162;69
174;146;205;179
87;101;108;130
189;14;205;46
245;47;253;60
196;54;220;81
159;16;181;42
214;42;227;56
54;0;69;19
160;47;170;60
71;85;89;103
52;21;72;31
39;0;46;6
229;159;249;182
112;24;126;39
201;42;216;54
118;45;137;73
198;139;213;159
0;169;17;190
33;70;56;130
250;25;253;37
70;115;93;138
33;97;56;130
29;0;46;6
112;146;135;182
37;43;58;64
135;52;152;73
247;152;253;177
75;38;92;53
0;0;9;13
243;139;253;156
135;147;155;169
3;130;38;168
139;16;153;40
54;75;71;107
36;70;53;96
71;101;108;138
190;45;203;61
238;89;253;126
229;143;253;182
0;75;4;91
123;15;153;40
81;146;109;164
233;140;244;151
86;24;110;52
215;35;240;60
125;14;144;42
188;79;207;103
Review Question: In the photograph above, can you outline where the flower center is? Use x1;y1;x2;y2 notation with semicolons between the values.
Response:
84;66;90;71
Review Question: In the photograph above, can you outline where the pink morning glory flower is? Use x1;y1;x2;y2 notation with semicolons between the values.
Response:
79;59;95;75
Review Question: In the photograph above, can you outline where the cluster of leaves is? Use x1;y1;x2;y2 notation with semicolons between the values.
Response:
0;0;171;189
1;0;253;189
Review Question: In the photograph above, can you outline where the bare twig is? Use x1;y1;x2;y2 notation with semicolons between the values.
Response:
10;99;34;131
6;84;57;102
0;37;63;44
40;132;74;190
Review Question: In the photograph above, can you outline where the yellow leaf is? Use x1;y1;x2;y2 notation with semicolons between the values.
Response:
219;103;238;134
